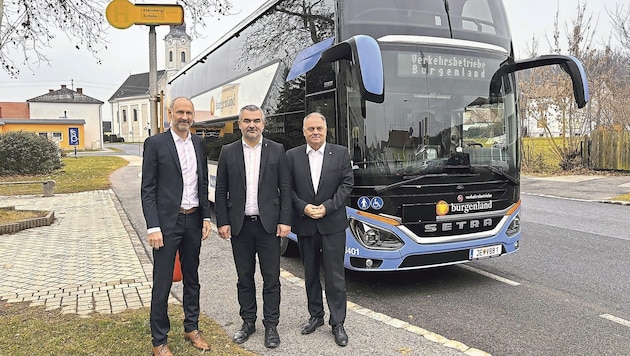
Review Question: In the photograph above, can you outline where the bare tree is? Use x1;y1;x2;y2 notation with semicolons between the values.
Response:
520;2;630;171
0;0;232;78
518;1;614;170
609;3;630;52
234;0;334;72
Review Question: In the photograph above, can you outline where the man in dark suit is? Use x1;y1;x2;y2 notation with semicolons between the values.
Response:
141;97;212;356
286;112;354;347
215;104;292;349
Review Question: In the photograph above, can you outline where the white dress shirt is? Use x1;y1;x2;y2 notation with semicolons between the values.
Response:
172;129;199;210
306;142;325;194
243;137;262;216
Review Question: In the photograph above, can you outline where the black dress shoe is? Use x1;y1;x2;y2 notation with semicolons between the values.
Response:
332;323;348;347
233;322;255;344
301;316;324;335
264;326;280;348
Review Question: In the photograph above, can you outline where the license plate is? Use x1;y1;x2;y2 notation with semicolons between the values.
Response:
469;244;502;259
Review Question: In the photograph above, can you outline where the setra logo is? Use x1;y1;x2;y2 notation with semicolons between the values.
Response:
436;200;450;216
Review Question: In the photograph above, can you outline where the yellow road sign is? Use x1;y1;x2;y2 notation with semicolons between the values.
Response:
106;0;184;29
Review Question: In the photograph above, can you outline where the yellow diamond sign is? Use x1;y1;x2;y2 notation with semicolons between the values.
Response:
106;0;184;29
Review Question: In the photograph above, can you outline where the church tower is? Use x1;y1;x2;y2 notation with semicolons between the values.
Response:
164;23;192;75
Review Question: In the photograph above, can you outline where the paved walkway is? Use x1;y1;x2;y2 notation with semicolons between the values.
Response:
0;190;179;316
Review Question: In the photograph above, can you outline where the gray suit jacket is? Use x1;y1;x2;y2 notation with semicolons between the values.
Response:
141;130;211;236
286;143;354;236
215;137;292;236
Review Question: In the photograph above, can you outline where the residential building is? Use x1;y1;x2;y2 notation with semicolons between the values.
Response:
0;86;101;150
27;85;103;149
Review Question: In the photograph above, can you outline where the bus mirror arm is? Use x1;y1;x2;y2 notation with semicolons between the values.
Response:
489;54;590;108
322;35;385;104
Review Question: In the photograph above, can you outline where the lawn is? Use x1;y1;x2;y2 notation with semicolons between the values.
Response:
0;302;255;355
0;156;128;195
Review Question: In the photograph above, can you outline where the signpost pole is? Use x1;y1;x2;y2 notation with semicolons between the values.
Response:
106;0;184;137
149;25;158;137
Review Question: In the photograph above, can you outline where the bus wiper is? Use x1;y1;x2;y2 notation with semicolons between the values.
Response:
483;165;519;186
374;172;476;194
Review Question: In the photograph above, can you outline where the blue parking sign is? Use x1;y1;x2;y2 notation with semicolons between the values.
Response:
69;127;79;146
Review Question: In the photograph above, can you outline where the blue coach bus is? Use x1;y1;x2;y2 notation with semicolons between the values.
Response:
168;0;588;271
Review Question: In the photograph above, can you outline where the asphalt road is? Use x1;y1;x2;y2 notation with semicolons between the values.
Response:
104;144;629;355
327;195;630;355
107;147;463;356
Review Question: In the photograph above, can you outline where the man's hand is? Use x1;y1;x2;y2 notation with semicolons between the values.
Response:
202;220;212;240
304;204;326;219
148;231;164;249
218;225;232;240
276;224;291;238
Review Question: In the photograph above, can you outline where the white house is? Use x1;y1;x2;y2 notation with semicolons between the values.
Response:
27;85;104;149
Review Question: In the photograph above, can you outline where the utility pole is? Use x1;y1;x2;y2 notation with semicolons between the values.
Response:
149;25;158;136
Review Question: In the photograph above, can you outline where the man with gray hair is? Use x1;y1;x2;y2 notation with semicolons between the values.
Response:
286;112;353;347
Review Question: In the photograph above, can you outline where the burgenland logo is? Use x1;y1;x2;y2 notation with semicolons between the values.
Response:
451;200;493;214
436;199;494;215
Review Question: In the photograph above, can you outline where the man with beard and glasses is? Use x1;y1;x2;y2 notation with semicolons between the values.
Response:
141;96;212;356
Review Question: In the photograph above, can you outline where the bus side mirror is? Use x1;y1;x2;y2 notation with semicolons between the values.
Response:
490;54;589;108
321;35;385;103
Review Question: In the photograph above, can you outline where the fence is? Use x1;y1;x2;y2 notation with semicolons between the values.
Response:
581;131;630;171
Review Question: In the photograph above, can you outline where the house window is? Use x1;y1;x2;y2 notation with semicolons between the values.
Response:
169;51;173;62
181;51;186;63
133;108;138;122
38;132;48;138
52;132;62;141
122;109;127;122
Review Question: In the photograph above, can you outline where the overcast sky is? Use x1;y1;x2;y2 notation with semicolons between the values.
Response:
0;0;621;122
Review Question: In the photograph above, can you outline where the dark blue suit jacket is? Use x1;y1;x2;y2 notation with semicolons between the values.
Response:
215;137;292;236
141;130;211;236
286;143;354;236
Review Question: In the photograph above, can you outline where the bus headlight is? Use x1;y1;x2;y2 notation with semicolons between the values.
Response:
348;218;403;250
506;214;520;236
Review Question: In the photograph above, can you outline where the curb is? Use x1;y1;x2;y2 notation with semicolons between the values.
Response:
0;209;54;235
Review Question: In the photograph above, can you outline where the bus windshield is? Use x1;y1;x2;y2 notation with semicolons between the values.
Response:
341;0;511;51
348;44;517;183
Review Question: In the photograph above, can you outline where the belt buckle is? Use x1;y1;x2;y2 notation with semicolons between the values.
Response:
249;215;258;221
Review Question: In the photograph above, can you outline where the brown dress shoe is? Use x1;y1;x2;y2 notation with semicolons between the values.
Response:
184;330;211;351
152;344;173;356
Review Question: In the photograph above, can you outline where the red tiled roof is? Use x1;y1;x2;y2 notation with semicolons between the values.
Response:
0;102;29;118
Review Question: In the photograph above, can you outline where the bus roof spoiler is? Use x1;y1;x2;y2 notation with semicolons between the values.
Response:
490;54;590;108
287;35;385;104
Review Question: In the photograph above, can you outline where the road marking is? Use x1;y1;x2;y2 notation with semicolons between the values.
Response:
600;314;630;328
279;268;492;356
458;264;521;286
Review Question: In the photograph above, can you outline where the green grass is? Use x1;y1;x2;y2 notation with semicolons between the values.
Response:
0;302;255;355
0;156;128;195
521;136;563;173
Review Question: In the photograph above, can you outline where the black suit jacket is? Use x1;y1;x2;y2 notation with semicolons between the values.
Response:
141;130;211;235
215;137;292;236
286;143;354;236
